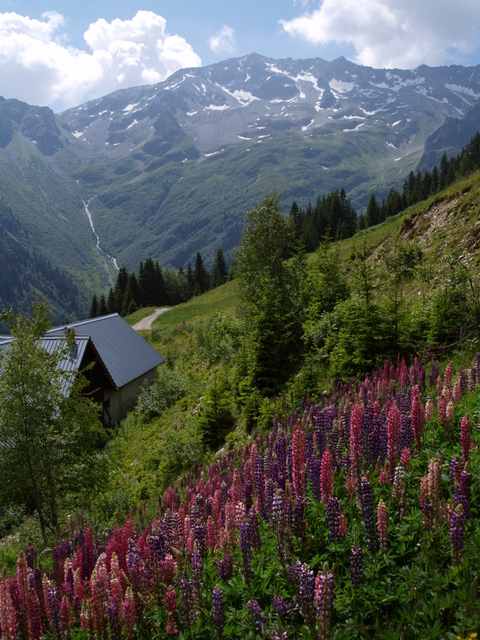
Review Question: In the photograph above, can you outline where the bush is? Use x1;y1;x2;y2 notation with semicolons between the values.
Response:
136;366;189;418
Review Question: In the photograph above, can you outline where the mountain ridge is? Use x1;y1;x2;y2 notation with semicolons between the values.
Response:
1;53;480;317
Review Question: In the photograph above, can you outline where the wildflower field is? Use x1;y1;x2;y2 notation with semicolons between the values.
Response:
1;354;480;639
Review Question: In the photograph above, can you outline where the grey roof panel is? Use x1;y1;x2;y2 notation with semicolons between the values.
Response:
47;314;164;389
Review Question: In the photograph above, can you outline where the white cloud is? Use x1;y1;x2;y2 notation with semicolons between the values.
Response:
0;10;201;111
280;0;480;68
208;25;236;54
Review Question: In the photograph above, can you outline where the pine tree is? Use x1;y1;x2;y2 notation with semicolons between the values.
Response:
193;251;210;294
88;293;99;319
99;294;108;316
211;248;228;287
365;191;380;228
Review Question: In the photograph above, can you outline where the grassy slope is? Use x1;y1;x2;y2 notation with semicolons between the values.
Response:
93;173;480;522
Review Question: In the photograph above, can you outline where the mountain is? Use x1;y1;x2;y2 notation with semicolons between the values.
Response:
418;99;480;172
1;53;480;316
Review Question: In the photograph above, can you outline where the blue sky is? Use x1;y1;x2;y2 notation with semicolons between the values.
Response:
1;0;480;112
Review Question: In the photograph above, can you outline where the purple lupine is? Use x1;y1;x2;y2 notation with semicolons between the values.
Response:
308;456;321;502
47;584;63;640
191;543;204;601
450;503;466;563
107;604;122;640
249;508;261;550
273;595;291;617
215;550;233;581
350;546;363;588
298;562;316;628
315;562;335;639
212;585;225;638
327;497;340;542
239;522;253;583
361;478;377;554
179;575;197;629
454;466;471;520
247;599;266;634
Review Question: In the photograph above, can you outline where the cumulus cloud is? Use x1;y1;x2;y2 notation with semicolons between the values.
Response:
0;10;201;111
208;25;236;54
280;0;480;68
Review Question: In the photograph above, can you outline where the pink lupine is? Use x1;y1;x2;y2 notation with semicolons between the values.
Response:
207;515;219;551
292;424;307;499
453;379;462;404
444;362;452;393
461;414;471;464
29;587;43;639
425;397;434;423
377;500;388;551
446;400;455;432
0;572;16;640
161;555;177;587
91;557;109;640
387;402;401;478
350;402;363;496
436;374;442;396
60;597;74;634
320;446;333;506
400;448;411;471
437;395;446;426
378;462;390;485
166;587;178;635
124;587;136;639
411;387;425;449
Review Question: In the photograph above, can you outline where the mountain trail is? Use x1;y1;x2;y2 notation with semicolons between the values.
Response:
132;308;171;331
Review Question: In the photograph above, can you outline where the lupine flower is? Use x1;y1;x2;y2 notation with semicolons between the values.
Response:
247;599;266;634
350;546;363;588
273;595;291;617
437;395;447;426
411;387;425;449
461;414;471;465
179;575;197;629
425;397;434;423
298;563;315;628
455;465;472;519
387;403;401;479
166;587;178;635
292;425;307;499
450;503;466;563
400;448;411;471
239;522;253;583
446;400;455;432
361;478;377;554
320;446;334;506
350;403;363;496
377;500;388;551
315;562;335;639
215;549;233;581
212;585;225;638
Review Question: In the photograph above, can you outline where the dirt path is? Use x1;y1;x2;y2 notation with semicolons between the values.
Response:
132;308;171;331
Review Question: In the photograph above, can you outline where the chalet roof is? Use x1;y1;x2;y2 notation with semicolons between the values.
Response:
47;313;164;390
0;335;90;395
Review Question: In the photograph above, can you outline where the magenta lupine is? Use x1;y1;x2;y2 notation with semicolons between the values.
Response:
387;403;401;479
450;503;466;563
315;562;335;639
411;387;425;449
460;414;471;464
446;400;455;432
320;446;334;506
350;402;363;496
377;500;388;552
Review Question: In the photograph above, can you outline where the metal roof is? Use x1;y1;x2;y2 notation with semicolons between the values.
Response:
0;335;90;395
47;313;164;390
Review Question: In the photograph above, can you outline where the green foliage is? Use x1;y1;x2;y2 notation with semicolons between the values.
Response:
0;302;104;544
135;365;189;418
196;378;236;452
235;191;306;394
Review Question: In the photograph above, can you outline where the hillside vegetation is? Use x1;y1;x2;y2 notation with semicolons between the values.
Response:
1;173;480;638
